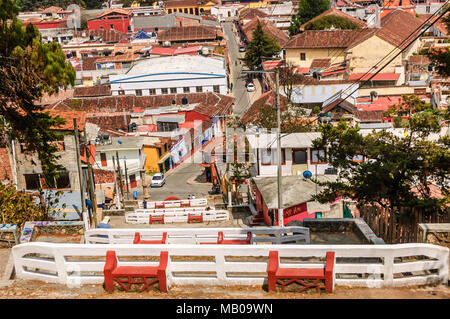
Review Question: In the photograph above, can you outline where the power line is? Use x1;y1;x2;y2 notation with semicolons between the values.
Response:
338;2;450;105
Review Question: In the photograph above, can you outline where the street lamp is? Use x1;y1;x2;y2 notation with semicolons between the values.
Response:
242;68;283;227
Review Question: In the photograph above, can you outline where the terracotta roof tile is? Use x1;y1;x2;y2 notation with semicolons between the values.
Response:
73;29;127;43
73;85;111;98
300;8;367;31
239;8;268;20
158;25;219;42
242;17;289;46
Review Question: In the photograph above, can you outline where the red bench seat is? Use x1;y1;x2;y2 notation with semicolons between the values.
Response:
200;231;252;245
268;251;335;293
104;250;168;292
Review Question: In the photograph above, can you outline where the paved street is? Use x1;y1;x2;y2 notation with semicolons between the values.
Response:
222;21;252;117
145;161;212;201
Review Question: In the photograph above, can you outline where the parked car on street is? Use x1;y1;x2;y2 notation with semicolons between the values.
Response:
246;82;255;92
239;45;246;52
150;173;165;187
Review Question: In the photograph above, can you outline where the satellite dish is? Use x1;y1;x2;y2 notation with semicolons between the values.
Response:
66;4;81;29
303;170;312;179
291;87;303;104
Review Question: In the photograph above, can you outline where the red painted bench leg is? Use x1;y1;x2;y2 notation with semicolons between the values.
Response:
104;250;117;292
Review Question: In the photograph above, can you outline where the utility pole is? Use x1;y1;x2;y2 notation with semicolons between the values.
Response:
242;68;283;227
73;118;87;228
275;70;283;227
112;156;121;209
123;157;130;200
116;151;124;203
83;128;98;228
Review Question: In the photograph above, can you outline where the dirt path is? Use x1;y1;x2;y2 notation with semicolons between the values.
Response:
0;279;448;299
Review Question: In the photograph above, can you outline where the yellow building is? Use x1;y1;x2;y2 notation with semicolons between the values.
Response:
164;0;217;15
283;10;424;78
142;137;172;174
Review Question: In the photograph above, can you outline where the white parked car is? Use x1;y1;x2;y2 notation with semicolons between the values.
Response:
246;83;255;92
150;173;165;187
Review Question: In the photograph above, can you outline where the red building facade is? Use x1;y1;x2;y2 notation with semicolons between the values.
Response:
87;9;131;33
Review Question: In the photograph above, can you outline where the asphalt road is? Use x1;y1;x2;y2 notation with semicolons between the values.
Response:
222;21;251;117
145;162;212;201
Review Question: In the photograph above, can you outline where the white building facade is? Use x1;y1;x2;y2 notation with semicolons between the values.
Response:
109;55;228;96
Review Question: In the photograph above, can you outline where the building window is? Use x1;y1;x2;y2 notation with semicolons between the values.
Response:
136;89;142;96
55;172;71;189
100;152;107;166
157;121;178;132
213;85;220;93
119;89;125;95
310;149;327;164
157;148;162;157
170;88;177;94
161;88;168;94
300;53;306;61
261;149;285;165
196;86;203;92
24;174;41;190
292;149;307;165
149;89;156;95
183;87;190;93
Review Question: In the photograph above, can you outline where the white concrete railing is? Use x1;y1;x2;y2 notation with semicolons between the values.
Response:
84;226;310;245
134;207;214;214
12;243;448;288
138;198;208;209
125;210;230;224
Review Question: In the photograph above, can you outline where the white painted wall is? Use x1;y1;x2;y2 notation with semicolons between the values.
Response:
257;147;332;177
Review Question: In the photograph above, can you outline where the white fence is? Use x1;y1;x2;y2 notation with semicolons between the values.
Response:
125;210;229;224
12;243;448;288
138;198;208;209
84;226;310;245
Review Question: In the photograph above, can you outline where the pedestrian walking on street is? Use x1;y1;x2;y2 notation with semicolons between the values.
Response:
230;83;233;92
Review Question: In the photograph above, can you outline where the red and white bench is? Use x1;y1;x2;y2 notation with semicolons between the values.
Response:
133;232;167;244
201;231;252;245
267;251;335;293
104;250;169;293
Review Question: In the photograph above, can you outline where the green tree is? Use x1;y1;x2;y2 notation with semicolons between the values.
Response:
304;15;361;30
289;0;330;36
0;183;47;229
427;10;450;77
242;21;281;70
0;0;75;185
17;0;86;12
311;95;450;216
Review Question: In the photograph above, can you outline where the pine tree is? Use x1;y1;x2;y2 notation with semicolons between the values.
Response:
0;0;75;184
242;21;281;70
289;0;330;36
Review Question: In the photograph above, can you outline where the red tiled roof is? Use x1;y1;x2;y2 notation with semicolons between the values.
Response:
50;93;235;119
73;29;127;43
150;47;176;55
73;85;111;98
241;17;289;46
158;25;219;42
356;96;404;111
348;73;400;81
300;8;367;31
310;58;331;69
239;8;268;20
297;67;311;74
46;110;87;131
95;9;131;19
263;60;283;70
284;29;374;49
